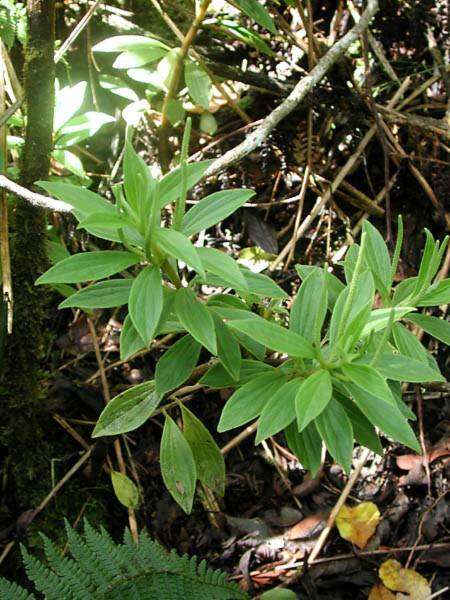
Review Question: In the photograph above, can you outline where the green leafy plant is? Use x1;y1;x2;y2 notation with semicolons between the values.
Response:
92;0;277;132
0;520;247;599
0;0;26;48
36;121;450;513
213;218;449;475
9;80;114;183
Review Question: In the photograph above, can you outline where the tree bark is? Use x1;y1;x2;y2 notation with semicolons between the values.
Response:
0;0;55;506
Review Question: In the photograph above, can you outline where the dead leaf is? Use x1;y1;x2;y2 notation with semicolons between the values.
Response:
284;513;327;541
368;583;396;599
335;502;380;549
378;559;431;599
396;435;450;486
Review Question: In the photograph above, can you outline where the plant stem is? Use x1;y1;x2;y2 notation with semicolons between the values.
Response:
159;0;212;172
334;232;368;351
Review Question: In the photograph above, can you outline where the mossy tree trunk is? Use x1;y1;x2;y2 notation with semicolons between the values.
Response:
1;1;55;507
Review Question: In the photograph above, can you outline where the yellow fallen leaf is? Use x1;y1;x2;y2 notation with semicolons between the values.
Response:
335;501;380;549
368;583;396;600
378;559;431;599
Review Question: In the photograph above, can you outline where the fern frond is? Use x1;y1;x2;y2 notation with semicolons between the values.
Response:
5;522;248;600
0;577;35;600
64;519;111;591
21;546;70;600
40;534;95;600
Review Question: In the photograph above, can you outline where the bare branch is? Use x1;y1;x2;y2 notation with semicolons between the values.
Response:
204;0;379;178
0;175;71;212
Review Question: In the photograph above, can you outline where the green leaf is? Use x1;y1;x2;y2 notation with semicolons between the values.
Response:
329;270;374;347
200;359;274;388
184;61;212;109
52;149;86;178
166;99;185;126
197;247;248;291
120;314;146;361
260;588;296;599
36;181;120;241
218;370;286;431
200;112;218;135
36;251;139;285
129;265;163;347
228;318;314;358
284;421;322;476
337;394;383;455
59;279;133;309
99;74;139;101
213;314;241;380
295;370;332;431
181;405;226;496
363;220;392;297
220;20;274;55
295;265;344;308
256;379;299;443
111;471;139;509
363;352;444;382
56;111;115;147
290;269;327;342
408;313;450;345
182;189;255;236
155;335;201;397
418;280;450;306
154;228;205;277
113;47;167;68
123;141;153;214
93;35;170;53
341;363;394;405
54;81;87;131
234;0;276;33
158;160;214;209
393;277;417;305
392;322;430;364
174;288;217;354
346;383;420;452
388;380;417;421
231;328;266;360
343;243;360;284
239;268;288;299
77;210;133;231
361;307;416;337
160;414;197;513
315;399;354;474
47;240;70;264
92;381;160;437
414;229;438;296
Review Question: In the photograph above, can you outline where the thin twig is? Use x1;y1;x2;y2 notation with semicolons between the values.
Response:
204;0;379;179
270;75;409;269
87;317;138;541
307;448;372;564
0;41;12;332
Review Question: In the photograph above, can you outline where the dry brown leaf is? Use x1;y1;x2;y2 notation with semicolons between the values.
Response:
335;502;380;549
284;513;327;541
378;559;431;599
368;583;396;600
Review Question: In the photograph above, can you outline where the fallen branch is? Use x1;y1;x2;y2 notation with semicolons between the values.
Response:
204;0;379;178
0;174;71;212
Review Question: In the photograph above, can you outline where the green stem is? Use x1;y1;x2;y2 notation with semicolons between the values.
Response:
335;232;368;345
173;117;191;231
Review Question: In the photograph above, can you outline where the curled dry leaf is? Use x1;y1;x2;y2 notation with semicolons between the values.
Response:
335;501;380;549
372;559;432;599
284;512;327;541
